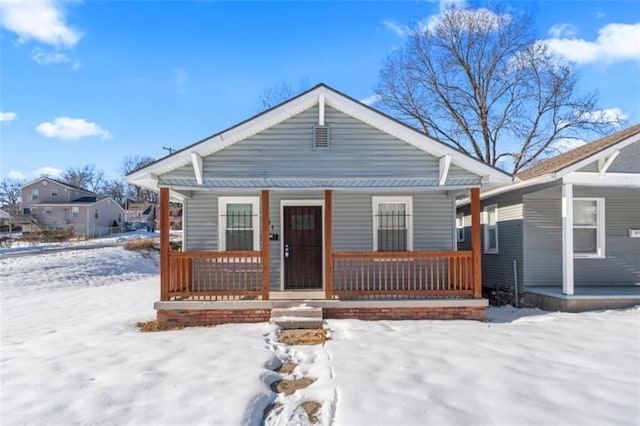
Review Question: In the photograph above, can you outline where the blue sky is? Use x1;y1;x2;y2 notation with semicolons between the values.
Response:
1;0;639;182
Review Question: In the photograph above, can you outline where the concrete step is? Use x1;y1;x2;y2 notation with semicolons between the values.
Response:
271;305;323;329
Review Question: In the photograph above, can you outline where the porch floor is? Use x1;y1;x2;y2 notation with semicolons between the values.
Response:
523;286;640;312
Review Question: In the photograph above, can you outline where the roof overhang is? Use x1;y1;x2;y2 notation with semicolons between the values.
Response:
126;84;512;192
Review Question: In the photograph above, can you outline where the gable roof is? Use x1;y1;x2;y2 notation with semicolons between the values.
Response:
126;83;511;191
20;176;97;195
518;124;640;180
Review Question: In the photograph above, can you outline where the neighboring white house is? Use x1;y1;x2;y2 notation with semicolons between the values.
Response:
20;177;126;238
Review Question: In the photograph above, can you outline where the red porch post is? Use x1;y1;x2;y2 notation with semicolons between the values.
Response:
324;189;333;299
261;190;270;300
471;187;482;298
159;187;170;301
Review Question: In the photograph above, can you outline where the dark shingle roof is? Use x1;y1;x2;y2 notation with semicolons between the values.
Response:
517;124;640;180
71;196;98;203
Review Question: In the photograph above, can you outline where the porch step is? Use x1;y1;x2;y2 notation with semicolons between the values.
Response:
270;305;323;330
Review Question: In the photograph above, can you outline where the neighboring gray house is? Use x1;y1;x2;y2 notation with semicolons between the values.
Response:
126;83;512;327
458;124;640;311
20;177;126;238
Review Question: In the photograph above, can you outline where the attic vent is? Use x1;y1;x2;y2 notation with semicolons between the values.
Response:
313;125;330;149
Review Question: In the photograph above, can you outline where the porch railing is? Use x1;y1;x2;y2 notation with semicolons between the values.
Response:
168;251;263;300
332;251;474;298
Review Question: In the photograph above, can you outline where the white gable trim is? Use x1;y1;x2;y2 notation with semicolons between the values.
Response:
555;132;640;179
127;85;511;189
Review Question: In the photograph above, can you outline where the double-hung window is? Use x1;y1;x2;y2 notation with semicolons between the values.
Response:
483;204;498;254
573;198;605;257
72;207;79;219
218;197;260;251
32;189;39;201
372;196;413;252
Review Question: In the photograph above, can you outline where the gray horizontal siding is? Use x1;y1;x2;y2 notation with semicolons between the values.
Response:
523;187;640;287
160;105;481;185
609;142;640;173
184;192;220;251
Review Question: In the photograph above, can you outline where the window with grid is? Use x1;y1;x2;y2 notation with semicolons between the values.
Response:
372;196;413;252
573;198;605;257
218;197;259;251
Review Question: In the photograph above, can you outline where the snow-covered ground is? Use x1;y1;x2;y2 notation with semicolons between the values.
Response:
1;241;638;425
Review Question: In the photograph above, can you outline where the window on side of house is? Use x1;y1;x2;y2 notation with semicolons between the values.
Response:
483;204;498;254
51;190;58;197
456;212;465;243
218;197;260;251
94;209;99;219
72;207;79;218
32;189;39;201
573;198;605;258
372;196;413;252
44;207;52;215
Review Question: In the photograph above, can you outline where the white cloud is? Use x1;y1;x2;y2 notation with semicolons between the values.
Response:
0;0;82;48
548;23;578;38
36;117;112;140
383;20;410;37
553;137;587;153
35;166;62;177
0;111;17;122
32;48;80;69
546;23;640;65
360;94;381;106
8;170;26;179
580;107;628;126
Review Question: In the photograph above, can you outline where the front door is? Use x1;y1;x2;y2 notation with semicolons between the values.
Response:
283;206;323;290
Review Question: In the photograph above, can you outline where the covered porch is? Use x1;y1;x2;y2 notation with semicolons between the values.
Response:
523;286;640;312
158;188;484;303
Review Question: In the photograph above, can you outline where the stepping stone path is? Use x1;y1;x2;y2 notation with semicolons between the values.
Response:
263;328;331;425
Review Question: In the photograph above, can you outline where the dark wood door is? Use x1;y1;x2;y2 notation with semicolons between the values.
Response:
284;206;323;290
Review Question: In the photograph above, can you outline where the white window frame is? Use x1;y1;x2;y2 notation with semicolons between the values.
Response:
31;189;39;201
218;196;260;251
372;196;413;252
72;207;79;219
50;190;58;197
44;207;53;215
483;204;498;254
573;198;605;258
456;212;465;243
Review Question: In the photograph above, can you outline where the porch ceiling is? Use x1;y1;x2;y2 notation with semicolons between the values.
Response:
158;176;482;190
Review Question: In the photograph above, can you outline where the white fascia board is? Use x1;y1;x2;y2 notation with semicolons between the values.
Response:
321;90;512;184
126;92;320;184
563;172;640;187
190;152;204;185
555;132;640;179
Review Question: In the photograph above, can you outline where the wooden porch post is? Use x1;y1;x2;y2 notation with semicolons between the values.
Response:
324;190;333;299
471;187;482;298
261;190;270;300
159;187;170;301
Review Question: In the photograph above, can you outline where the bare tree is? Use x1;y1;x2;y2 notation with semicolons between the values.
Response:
121;156;157;203
100;179;127;206
0;178;24;210
258;77;311;110
375;5;618;174
61;165;105;192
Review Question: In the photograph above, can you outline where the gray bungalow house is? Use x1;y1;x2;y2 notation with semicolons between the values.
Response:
20;177;125;238
126;84;512;327
458;124;640;312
